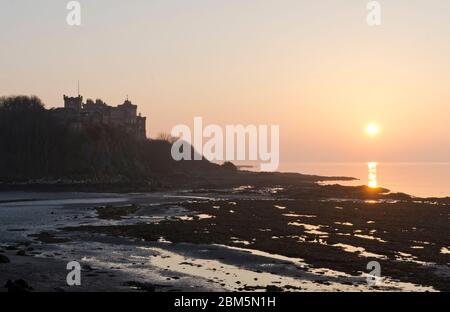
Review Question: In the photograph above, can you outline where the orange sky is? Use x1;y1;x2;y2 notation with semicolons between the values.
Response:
1;0;449;162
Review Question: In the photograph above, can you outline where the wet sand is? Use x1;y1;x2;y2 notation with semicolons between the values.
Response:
0;185;449;292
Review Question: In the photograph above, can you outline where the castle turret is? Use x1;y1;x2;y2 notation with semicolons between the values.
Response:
63;95;83;111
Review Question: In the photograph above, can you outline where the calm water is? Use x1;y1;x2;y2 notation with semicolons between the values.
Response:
277;163;450;198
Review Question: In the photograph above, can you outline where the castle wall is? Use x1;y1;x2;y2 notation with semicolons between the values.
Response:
59;95;147;139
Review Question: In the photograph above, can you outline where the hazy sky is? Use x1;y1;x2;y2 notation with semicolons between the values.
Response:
1;0;449;162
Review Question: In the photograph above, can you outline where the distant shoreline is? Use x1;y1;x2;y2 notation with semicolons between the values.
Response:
0;168;355;190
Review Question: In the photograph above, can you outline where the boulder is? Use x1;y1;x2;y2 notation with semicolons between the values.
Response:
16;250;26;256
5;279;34;292
0;254;10;263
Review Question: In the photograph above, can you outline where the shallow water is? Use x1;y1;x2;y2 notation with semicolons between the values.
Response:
0;191;448;291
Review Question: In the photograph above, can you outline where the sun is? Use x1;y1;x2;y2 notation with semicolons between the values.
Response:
366;123;381;137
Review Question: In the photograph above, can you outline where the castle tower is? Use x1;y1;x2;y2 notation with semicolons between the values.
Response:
63;95;83;111
137;113;147;139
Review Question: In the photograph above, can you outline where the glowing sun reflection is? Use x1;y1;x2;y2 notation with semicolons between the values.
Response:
368;162;378;188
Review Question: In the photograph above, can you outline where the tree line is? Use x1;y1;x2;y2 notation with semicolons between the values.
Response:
0;96;218;182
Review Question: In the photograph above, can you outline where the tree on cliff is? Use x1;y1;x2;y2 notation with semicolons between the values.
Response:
0;96;218;182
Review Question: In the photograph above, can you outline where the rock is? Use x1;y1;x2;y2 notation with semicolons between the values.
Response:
5;279;33;292
222;161;238;171
86;273;99;277
0;254;10;263
16;250;26;256
124;281;156;292
265;285;283;292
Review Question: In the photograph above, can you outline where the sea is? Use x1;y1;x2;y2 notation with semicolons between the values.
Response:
276;162;450;198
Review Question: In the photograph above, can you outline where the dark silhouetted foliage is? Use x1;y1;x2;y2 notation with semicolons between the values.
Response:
0;96;219;182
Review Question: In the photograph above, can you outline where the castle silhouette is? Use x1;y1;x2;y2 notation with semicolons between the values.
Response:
53;94;147;139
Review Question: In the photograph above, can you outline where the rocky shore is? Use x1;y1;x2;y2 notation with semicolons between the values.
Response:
0;180;449;292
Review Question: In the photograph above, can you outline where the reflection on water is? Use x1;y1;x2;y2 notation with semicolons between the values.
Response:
272;162;450;197
368;162;378;188
332;243;387;259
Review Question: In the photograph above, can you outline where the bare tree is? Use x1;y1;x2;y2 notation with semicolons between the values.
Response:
156;132;177;143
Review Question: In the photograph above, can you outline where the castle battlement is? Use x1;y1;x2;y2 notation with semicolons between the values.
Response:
56;94;147;139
